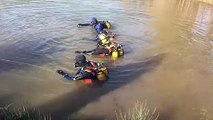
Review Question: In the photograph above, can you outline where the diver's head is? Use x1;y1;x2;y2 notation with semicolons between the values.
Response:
105;21;111;29
74;54;87;67
91;17;98;25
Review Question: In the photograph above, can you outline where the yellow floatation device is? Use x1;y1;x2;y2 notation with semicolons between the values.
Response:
105;21;111;29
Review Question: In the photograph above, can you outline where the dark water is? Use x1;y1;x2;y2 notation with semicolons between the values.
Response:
0;0;213;120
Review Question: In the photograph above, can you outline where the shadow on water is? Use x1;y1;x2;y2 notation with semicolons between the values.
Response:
0;37;66;73
39;54;165;120
0;93;17;107
157;106;176;120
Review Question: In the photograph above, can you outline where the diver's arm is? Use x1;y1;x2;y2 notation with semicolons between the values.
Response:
56;70;90;81
73;71;89;80
91;47;109;55
78;23;92;27
60;71;84;81
56;70;74;80
64;74;74;80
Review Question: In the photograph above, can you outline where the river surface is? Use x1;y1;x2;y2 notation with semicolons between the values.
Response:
0;0;213;120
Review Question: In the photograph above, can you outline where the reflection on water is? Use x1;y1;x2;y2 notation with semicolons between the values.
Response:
0;0;213;120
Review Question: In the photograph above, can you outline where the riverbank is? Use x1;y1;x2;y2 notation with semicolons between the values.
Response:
197;0;213;5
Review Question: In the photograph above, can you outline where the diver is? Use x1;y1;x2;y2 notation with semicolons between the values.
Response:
75;41;124;58
96;30;116;45
57;55;109;84
78;17;112;33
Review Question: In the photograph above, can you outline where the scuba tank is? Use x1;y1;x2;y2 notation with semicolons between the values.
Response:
96;71;107;81
96;63;109;81
112;49;119;58
118;47;124;56
100;66;109;76
111;43;124;58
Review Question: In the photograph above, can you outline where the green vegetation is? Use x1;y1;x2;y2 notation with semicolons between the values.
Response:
0;105;51;120
0;101;160;120
115;101;159;120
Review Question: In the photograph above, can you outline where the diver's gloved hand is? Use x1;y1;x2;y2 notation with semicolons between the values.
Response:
72;77;77;81
82;51;87;54
75;51;81;53
56;70;66;76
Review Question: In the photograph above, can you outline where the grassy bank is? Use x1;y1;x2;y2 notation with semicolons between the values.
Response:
115;101;159;120
0;102;158;120
0;105;51;120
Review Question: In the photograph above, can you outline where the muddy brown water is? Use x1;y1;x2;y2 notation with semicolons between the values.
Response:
0;0;213;120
